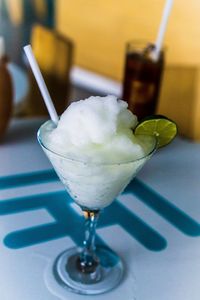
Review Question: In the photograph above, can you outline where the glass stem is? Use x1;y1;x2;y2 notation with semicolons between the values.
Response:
77;209;100;274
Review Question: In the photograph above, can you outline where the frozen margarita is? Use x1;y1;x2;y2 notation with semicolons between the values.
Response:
38;95;156;209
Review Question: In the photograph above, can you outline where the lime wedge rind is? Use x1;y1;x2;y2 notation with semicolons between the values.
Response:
134;115;177;148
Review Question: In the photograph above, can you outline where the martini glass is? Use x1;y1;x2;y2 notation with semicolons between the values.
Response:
38;120;157;295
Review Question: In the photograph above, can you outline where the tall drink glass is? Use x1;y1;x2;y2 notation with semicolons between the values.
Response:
122;41;164;120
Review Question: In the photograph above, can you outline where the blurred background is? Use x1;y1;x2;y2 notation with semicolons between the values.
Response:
0;0;200;140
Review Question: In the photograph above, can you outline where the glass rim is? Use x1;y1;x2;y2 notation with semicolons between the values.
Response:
126;39;166;54
37;121;158;166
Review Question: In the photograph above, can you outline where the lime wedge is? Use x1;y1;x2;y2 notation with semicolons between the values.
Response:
134;115;177;148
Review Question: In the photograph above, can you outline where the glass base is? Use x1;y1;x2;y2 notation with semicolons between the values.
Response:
53;246;124;295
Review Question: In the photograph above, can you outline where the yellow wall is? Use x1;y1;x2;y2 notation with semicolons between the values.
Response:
56;0;200;81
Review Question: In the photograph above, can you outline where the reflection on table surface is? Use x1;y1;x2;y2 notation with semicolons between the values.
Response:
8;63;28;105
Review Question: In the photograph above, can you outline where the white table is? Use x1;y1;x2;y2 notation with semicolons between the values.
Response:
0;119;199;300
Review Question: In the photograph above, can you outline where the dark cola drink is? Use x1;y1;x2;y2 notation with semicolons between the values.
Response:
122;42;164;120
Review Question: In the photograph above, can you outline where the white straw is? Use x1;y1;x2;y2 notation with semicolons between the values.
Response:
0;36;5;59
152;0;174;61
23;45;59;124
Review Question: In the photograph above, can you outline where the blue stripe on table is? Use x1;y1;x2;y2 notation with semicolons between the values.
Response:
0;169;200;251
